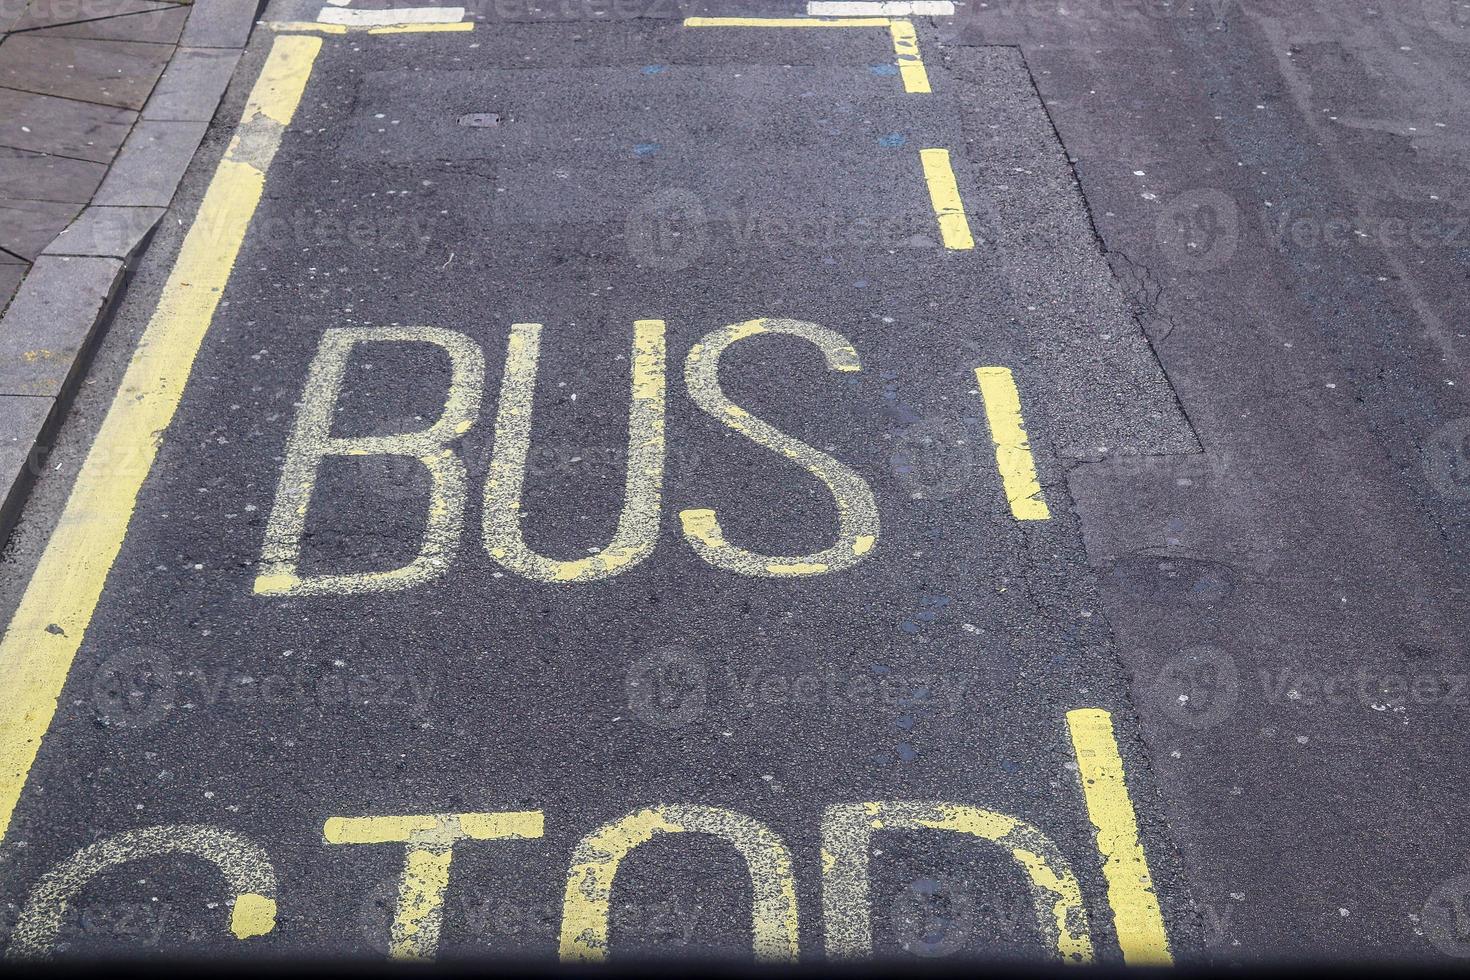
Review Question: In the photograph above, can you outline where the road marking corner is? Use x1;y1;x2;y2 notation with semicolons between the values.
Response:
682;15;931;94
888;19;932;93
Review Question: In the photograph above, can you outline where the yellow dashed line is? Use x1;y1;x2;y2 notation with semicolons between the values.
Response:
887;20;931;93
1067;709;1174;966
0;35;322;845
919;147;975;250
974;366;1050;520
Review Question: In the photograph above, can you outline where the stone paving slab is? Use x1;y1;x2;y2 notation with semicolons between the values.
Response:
181;0;259;48
0;263;23;317
0;86;134;162
8;0;175;30
142;45;241;120
23;5;190;44
0;392;50;534
0;146;107;204
42;204;165;259
0;254;122;398
0;34;174;110
0;198;83;261
0;0;25;35
92;118;210;206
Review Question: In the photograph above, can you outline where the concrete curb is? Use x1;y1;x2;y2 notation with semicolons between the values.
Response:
0;0;262;547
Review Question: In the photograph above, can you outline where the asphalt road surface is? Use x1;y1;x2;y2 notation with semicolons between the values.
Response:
1;0;1469;965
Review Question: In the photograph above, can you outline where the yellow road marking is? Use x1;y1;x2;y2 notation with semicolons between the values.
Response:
887;20;931;93
560;805;799;963
974;366;1050;520
919;147;974;249
325;811;544;961
483;320;665;583
8;825;278;958
0;35;321;845
683;16;931;94
1067;709;1174;966
323;811;545;847
822;802;1092;962
254;326;485;598
229;892;278;939
679;318;879;578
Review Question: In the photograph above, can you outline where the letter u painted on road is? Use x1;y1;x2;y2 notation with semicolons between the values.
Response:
482;320;667;583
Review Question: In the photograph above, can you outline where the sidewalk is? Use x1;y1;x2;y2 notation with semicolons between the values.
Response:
0;0;258;542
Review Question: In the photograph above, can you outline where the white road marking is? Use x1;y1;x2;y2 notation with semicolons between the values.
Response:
317;5;465;25
806;1;955;15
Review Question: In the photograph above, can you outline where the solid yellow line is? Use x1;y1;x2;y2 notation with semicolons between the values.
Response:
974;366;1049;520
683;16;891;27
0;35;322;845
919;148;974;250
1066;708;1173;966
888;19;931;93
